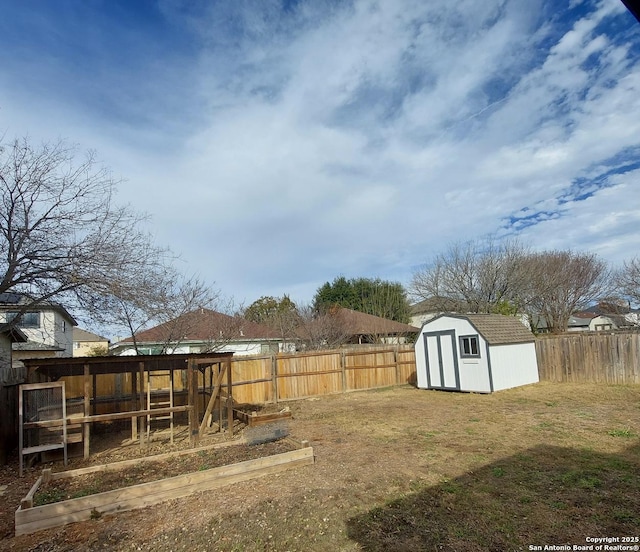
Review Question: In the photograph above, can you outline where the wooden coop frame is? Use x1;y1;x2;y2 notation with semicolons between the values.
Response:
21;352;234;464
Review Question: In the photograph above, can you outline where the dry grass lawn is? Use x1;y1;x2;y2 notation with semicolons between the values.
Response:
2;381;639;551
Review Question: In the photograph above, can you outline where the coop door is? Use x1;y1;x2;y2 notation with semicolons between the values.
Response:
422;330;460;390
19;382;67;476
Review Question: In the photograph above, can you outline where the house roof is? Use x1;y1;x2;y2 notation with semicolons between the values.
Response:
0;323;28;343
410;297;469;315
125;308;280;345
73;328;109;342
428;313;534;345
335;308;419;335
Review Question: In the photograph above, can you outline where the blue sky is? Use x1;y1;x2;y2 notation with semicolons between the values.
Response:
1;0;639;313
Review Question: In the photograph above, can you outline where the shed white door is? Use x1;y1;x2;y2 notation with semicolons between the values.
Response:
422;330;460;390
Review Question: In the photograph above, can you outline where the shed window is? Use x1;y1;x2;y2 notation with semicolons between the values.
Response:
459;335;480;358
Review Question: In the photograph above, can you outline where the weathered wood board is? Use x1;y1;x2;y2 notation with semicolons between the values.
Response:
15;446;314;536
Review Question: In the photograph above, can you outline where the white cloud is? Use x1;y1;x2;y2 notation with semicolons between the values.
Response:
1;0;639;309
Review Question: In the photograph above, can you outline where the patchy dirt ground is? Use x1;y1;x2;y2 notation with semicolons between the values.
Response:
2;382;639;551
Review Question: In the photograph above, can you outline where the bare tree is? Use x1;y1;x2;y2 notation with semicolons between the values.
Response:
523;250;612;333
617;257;640;309
0;137;169;325
294;304;350;351
410;238;530;314
95;270;220;354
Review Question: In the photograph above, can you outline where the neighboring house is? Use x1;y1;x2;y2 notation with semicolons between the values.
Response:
110;308;284;356
0;292;77;366
567;313;618;332
333;308;420;345
73;328;110;357
415;313;538;393
409;297;469;328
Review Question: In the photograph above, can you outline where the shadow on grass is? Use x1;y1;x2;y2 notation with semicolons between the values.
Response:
347;443;640;552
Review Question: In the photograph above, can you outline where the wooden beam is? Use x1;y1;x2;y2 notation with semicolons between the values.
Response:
83;365;90;459
187;359;198;446
15;448;314;536
226;357;233;437
131;370;137;441
74;406;190;424
49;437;248;481
138;362;145;447
199;363;226;437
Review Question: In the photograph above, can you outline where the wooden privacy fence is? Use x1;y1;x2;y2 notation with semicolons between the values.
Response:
61;346;417;407
535;332;640;384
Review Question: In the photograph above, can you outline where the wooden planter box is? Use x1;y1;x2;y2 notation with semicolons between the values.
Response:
16;442;314;536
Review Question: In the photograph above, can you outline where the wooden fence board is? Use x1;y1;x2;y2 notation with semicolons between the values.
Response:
15;447;314;535
535;332;640;384
54;347;418;411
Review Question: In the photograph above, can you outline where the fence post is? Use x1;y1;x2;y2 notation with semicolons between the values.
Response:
341;351;346;393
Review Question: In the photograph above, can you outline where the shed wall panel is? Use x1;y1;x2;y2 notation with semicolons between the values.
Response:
458;358;492;393
488;342;539;391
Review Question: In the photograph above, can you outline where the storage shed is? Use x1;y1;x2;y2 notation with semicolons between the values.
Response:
415;314;538;393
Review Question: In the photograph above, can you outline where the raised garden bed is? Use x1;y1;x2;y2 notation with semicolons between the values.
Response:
16;437;313;536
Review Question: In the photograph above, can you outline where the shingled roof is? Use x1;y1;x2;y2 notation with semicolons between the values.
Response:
459;314;534;345
125;308;280;344
336;308;420;336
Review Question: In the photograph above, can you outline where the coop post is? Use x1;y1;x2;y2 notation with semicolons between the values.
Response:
83;364;91;459
18;385;24;477
92;373;97;416
138;361;145;447
226;356;233;437
188;359;199;447
131;369;138;441
271;354;278;404
199;362;227;437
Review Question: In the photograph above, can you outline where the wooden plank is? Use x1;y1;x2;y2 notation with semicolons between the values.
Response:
16;447;314;535
22;444;66;455
247;411;292;427
226;357;233;437
83;365;90;459
75;406;191;424
188;360;197;446
20;476;42;509
19;382;65;392
138;362;145;447
198;364;226;437
50;437;248;480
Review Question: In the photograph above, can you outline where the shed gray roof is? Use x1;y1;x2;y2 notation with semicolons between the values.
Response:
435;313;534;345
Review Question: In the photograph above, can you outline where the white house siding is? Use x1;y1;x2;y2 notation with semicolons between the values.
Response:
117;340;280;357
3;310;73;356
488;342;539;391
